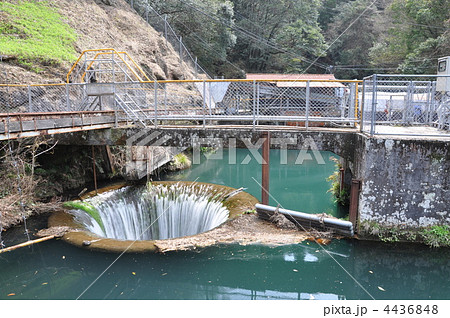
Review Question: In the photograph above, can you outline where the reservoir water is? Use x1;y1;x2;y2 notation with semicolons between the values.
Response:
1;149;449;300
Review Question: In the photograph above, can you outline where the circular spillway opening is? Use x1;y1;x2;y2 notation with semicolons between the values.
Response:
49;181;258;253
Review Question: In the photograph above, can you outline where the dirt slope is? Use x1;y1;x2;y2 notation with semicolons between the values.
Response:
0;0;194;84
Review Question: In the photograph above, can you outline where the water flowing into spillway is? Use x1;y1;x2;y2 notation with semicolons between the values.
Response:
67;183;230;241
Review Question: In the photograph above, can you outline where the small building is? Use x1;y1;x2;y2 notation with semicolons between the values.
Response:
196;73;353;123
245;74;349;115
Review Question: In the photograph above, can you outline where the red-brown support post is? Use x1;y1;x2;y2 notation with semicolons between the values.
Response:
349;179;361;232
339;167;345;192
261;131;270;205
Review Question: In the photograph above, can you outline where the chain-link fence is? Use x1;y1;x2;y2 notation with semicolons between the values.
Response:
126;0;211;79
361;74;450;136
1;79;360;129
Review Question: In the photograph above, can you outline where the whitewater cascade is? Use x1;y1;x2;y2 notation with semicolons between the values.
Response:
68;183;230;240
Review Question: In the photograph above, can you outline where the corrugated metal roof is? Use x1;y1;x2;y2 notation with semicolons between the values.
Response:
245;73;346;88
246;73;337;81
276;81;346;88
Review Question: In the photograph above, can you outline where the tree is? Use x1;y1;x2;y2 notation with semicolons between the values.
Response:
322;0;389;79
369;0;450;74
141;0;237;77
229;0;326;73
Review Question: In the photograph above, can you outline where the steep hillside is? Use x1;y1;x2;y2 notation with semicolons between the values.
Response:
0;0;194;84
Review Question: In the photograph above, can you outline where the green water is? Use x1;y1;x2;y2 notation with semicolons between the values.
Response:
1;239;449;300
157;149;346;216
1;149;449;300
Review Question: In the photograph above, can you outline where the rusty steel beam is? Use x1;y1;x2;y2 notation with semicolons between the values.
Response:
0;123;121;141
261;131;270;205
349;179;362;231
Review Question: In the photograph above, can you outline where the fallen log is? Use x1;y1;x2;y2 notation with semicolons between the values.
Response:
0;235;55;254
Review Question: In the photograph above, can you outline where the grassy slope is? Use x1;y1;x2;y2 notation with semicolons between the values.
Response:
0;1;77;71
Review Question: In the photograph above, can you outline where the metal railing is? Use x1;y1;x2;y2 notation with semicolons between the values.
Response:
0;79;360;129
67;49;151;84
126;0;211;79
361;74;450;137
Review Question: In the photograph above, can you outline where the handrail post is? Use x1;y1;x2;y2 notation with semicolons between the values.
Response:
252;80;256;129
355;82;359;125
65;84;71;111
27;85;32;113
370;74;377;136
202;80;206;128
154;80;158;128
257;81;260;126
305;81;310;131
208;81;212;123
360;79;365;132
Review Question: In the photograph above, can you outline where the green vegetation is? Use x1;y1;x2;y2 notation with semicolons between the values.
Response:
63;201;105;232
326;157;349;206
421;225;450;248
169;153;191;170
360;221;450;247
0;1;77;70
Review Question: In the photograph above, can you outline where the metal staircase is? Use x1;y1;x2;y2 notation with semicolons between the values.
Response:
67;49;154;127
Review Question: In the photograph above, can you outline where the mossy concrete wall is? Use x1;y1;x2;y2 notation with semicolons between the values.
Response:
354;135;450;230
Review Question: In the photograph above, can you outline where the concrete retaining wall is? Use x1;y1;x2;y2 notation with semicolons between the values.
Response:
355;136;450;228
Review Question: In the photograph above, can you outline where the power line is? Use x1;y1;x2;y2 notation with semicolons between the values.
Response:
168;16;244;73
174;0;329;70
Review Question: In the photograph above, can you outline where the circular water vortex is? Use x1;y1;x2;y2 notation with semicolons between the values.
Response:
68;183;229;241
49;181;259;253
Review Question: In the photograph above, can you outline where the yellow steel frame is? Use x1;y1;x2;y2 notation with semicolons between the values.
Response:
66;48;152;83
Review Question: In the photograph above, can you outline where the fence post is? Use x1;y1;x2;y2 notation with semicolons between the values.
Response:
27;85;32;112
65;84;71;111
360;79;365;132
202;80;206;128
145;4;149;23
252;80;256;129
349;83;356;127
305;81;310;131
370;74;377;136
164;83;167;115
257;82;260;126
154;80;158;128
208;81;212;118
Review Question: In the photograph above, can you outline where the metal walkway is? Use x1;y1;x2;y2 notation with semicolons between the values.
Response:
1;49;449;140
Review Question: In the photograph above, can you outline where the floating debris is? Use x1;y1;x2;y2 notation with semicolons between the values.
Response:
36;226;75;238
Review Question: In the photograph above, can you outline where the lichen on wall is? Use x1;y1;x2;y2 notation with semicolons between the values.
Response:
357;135;450;231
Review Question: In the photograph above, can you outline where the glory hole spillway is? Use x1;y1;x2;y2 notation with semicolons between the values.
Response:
50;181;257;253
2;149;450;300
